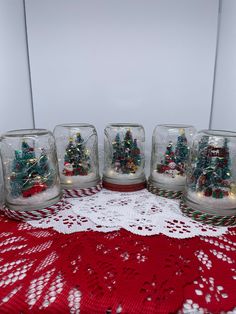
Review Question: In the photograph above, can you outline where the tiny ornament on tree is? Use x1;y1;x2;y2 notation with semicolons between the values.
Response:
53;124;101;197
103;123;146;191
148;124;196;198
0;129;63;220
181;130;236;225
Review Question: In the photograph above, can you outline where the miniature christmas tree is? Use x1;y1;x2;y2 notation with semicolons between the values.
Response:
64;138;76;164
22;141;35;159
10;141;52;198
131;139;141;167
124;129;133;151
164;142;176;165
74;132;91;175
157;142;177;174
221;138;231;180
10;150;26;197
111;130;141;174
112;134;122;171
38;149;54;187
192;135;209;182
63;133;91;176
175;129;189;173
192;138;232;198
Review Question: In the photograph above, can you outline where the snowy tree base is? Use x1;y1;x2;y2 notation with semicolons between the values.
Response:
149;171;186;192
183;190;236;216
6;186;61;211
61;172;100;189
103;169;146;185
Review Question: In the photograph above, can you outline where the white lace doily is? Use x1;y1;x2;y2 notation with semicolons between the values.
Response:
27;189;232;239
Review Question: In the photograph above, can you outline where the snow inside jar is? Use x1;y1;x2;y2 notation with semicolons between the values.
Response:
0;129;61;211
148;124;195;197
103;123;146;191
182;130;236;220
53;123;100;190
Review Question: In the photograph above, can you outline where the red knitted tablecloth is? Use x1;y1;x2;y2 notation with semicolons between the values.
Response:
0;213;236;313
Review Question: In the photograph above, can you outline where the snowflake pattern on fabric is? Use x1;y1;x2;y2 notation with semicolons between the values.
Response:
1;215;236;313
28;189;229;238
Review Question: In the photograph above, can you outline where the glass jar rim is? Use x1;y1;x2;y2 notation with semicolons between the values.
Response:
55;123;95;129
107;123;143;128
200;129;236;137
156;124;194;129
1;129;51;138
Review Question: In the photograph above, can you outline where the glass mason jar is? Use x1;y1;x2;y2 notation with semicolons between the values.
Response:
103;123;146;191
0;156;4;207
149;124;196;194
183;129;236;216
53;123;100;189
0;129;61;211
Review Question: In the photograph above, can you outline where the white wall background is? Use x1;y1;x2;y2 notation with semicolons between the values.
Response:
2;0;234;157
25;0;219;154
0;0;33;133
211;0;236;132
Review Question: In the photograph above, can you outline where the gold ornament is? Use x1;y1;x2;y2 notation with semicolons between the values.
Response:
179;128;185;136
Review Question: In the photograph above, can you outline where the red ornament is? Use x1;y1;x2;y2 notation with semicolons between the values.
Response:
223;191;229;197
204;188;212;197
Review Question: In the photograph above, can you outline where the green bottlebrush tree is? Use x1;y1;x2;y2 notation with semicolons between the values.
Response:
22;141;35;159
192;135;209;183
221;138;231;180
11;150;26;197
131;139;141;167
112;133;122;164
124;129;133;150
74;132;91;175
63;133;91;176
194;138;232;198
175;129;189;167
10;141;52;198
112;130;141;174
112;133;123;172
64;138;76;164
38;148;54;187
